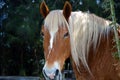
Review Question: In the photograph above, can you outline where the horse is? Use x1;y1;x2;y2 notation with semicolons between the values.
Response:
40;1;120;80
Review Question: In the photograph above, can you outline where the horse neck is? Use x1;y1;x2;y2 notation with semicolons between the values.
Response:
69;11;116;72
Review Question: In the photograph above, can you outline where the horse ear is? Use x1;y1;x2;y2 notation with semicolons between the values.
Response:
40;1;49;18
63;1;72;21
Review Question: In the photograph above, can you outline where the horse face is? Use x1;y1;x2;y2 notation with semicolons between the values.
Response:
41;25;71;79
40;1;72;80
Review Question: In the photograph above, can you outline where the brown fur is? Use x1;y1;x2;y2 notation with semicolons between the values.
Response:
41;25;71;70
40;1;49;18
63;1;72;21
72;30;120;80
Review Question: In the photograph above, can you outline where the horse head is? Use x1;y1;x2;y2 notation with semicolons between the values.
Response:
40;1;72;79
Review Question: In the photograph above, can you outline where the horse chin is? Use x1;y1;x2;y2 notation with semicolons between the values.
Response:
43;71;62;80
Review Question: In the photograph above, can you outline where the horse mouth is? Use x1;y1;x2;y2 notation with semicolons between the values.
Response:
43;70;62;80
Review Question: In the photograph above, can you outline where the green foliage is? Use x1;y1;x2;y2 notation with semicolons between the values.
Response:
1;0;44;76
102;0;120;59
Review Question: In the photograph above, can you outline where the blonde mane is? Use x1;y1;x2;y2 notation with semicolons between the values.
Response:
69;11;112;73
44;10;112;73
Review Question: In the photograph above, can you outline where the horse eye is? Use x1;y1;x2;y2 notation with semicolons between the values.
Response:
64;32;69;38
41;32;44;38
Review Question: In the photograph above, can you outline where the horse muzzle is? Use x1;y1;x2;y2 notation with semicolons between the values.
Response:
43;69;62;80
42;62;62;80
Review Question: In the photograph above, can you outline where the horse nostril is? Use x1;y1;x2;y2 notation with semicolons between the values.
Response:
55;69;59;76
42;70;48;78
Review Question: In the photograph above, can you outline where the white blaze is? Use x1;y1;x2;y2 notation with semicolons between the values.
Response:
49;32;56;49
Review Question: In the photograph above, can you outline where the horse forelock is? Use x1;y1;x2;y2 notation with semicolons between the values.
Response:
44;10;69;50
